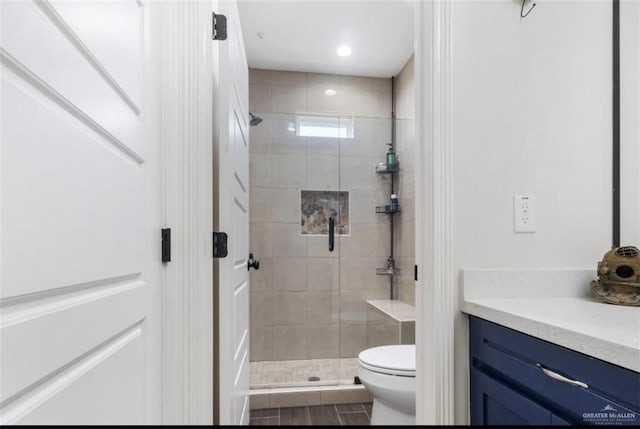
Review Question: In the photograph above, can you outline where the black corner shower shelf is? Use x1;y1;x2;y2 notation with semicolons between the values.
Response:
375;163;400;174
376;205;401;214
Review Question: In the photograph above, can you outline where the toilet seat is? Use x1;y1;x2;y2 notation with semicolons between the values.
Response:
358;345;415;377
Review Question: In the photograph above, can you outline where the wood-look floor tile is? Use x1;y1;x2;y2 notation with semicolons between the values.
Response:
308;405;341;426
280;406;311;425
250;408;279;418
250;416;280;426
335;403;365;413
339;411;370;425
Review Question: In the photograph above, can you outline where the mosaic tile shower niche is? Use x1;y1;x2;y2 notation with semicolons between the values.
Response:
301;190;350;235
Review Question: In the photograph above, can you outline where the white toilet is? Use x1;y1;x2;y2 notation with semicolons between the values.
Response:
357;344;416;425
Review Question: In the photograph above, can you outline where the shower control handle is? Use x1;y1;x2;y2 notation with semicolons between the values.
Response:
247;253;260;271
328;216;335;252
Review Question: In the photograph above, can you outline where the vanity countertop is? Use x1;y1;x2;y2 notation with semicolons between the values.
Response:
461;269;640;373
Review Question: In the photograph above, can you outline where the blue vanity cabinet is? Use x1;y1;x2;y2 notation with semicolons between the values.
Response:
469;316;640;426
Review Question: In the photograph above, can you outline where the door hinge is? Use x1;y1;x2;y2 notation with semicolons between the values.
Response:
414;264;418;281
212;12;227;40
213;232;228;258
161;228;171;263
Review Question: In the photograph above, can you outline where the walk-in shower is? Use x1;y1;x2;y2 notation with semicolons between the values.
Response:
247;67;415;402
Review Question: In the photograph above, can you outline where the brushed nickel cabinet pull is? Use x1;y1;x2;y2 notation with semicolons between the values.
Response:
536;363;589;389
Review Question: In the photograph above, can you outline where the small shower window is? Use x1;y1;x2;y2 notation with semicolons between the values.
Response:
295;112;354;139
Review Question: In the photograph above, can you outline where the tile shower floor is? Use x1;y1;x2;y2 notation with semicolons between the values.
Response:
250;358;360;389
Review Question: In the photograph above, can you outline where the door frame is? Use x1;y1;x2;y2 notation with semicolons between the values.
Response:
156;0;456;425
153;0;215;425
414;0;456;425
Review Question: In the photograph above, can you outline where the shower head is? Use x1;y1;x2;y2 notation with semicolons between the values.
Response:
249;112;263;126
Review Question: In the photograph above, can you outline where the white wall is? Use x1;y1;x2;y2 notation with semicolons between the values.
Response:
621;0;640;245
448;1;612;423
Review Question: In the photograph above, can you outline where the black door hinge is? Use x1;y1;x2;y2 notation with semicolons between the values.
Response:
212;12;227;40
161;228;171;263
213;232;228;258
414;265;418;281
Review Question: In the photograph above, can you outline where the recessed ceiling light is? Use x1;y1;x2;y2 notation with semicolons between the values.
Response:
324;89;337;96
337;45;352;57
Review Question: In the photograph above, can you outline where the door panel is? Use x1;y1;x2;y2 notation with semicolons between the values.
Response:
11;327;145;425
0;0;158;424
1;76;142;297
0;278;144;402
228;29;250;427
0;0;143;156
215;0;250;424
232;110;250;374
47;0;144;109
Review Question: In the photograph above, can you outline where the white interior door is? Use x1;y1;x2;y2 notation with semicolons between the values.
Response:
0;0;161;424
213;0;250;425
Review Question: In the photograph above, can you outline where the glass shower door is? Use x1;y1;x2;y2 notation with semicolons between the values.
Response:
299;112;346;386
337;114;399;385
248;82;412;391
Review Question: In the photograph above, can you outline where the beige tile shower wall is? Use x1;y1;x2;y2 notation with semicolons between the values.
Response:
394;55;416;306
248;68;396;361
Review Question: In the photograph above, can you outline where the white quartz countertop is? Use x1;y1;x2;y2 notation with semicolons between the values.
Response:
461;269;640;373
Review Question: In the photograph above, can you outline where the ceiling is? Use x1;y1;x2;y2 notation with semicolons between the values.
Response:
236;0;415;78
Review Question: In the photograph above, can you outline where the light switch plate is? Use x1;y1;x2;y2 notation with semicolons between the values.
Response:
514;195;536;233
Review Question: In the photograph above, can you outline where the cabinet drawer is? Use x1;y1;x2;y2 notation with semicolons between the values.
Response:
470;316;640;424
471;367;570;425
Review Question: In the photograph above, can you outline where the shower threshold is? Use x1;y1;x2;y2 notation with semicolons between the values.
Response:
249;358;371;409
250;357;359;390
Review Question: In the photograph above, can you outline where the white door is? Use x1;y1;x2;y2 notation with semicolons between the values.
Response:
0;0;161;424
213;0;250;425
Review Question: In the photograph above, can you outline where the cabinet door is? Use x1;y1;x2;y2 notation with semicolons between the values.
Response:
471;368;566;425
551;414;572;425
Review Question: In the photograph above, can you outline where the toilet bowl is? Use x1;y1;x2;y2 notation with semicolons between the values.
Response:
357;344;416;425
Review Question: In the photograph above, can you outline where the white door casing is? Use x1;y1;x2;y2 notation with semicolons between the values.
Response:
213;0;250;424
415;0;456;425
154;0;215;424
0;0;161;424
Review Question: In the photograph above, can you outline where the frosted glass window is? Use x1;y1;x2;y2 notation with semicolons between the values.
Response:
296;113;354;139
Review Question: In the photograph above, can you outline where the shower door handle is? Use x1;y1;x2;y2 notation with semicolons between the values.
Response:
328;216;335;252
